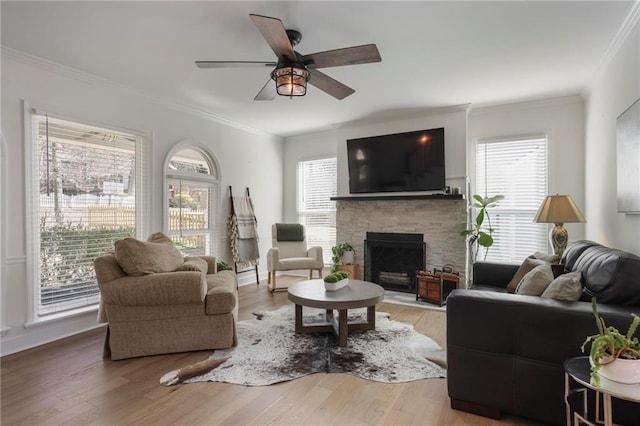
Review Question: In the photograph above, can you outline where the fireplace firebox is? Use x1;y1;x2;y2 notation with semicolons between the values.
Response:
364;232;426;293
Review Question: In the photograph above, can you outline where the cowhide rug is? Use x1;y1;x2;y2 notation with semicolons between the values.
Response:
160;305;446;387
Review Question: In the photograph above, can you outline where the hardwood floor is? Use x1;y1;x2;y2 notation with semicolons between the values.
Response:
1;276;538;425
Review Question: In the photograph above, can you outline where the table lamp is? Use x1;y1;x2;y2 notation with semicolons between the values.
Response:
534;194;586;258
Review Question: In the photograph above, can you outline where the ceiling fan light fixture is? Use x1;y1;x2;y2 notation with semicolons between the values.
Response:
271;66;310;97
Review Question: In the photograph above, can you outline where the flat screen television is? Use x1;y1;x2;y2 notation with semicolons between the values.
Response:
347;127;446;194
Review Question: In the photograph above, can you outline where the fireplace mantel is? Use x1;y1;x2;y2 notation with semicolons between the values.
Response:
331;194;463;201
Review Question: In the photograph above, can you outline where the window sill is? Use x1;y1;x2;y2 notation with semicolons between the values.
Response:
24;305;99;329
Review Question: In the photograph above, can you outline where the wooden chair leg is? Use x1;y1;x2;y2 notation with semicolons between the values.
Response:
267;272;271;284
308;270;313;279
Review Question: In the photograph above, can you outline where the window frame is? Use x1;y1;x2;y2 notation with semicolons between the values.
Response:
0;134;6;332
24;104;149;323
471;133;549;262
163;141;221;257
297;155;337;264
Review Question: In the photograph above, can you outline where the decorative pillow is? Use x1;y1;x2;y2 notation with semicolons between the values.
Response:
515;264;555;296
550;263;565;278
175;257;208;274
541;271;582;301
147;232;174;245
528;251;561;264
114;233;184;276
506;258;547;293
275;223;304;242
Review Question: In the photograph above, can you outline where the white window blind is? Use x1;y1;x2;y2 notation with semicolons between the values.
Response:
476;135;548;262
31;113;144;317
166;147;219;256
298;157;337;264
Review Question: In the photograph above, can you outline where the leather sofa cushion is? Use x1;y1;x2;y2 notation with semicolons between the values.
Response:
570;242;640;306
561;240;596;271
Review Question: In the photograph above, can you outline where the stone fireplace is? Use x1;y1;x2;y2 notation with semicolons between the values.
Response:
335;196;468;288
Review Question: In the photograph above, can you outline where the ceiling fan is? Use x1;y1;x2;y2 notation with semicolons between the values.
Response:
195;14;382;101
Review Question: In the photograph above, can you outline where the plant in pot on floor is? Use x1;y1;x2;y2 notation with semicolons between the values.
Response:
331;242;355;273
581;297;640;385
460;194;504;263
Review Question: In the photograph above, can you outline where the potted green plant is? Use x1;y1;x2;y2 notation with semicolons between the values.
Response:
460;194;504;262
323;271;349;291
331;242;355;272
216;260;233;271
581;297;640;384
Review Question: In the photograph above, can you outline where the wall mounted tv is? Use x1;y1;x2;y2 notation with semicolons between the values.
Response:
347;127;446;194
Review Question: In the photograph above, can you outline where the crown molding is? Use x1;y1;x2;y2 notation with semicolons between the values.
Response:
330;103;472;130
469;94;584;116
583;0;640;96
1;47;279;139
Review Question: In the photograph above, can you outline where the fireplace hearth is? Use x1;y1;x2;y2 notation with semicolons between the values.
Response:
364;232;426;293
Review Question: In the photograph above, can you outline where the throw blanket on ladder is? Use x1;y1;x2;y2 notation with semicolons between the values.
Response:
228;194;259;269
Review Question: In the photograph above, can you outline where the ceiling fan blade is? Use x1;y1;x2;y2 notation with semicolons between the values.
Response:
303;44;381;69
196;61;276;69
307;68;355;100
254;79;276;101
250;14;295;60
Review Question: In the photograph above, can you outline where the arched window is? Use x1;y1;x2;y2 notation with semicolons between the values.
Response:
164;145;220;256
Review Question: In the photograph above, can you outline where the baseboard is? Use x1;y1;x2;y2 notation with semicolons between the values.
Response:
450;398;501;420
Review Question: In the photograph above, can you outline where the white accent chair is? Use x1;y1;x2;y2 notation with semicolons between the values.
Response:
266;223;324;292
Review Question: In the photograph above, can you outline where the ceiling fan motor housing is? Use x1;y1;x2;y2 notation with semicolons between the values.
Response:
285;29;302;47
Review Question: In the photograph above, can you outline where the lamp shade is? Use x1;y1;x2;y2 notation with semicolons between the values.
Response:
534;195;586;224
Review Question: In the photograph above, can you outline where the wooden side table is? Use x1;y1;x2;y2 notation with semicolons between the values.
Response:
336;263;359;280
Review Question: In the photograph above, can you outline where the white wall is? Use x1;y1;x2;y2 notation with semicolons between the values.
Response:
468;96;587;245
283;130;337;222
584;12;640;254
0;49;284;356
283;106;470;223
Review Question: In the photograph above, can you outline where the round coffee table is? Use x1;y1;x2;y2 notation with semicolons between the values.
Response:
287;279;384;347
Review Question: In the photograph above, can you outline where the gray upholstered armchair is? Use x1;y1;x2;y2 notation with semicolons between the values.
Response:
266;223;324;292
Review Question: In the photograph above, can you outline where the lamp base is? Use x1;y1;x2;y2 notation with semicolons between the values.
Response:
550;223;568;258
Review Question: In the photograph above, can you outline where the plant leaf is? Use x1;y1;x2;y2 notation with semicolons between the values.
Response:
477;232;493;247
475;209;485;227
485;195;505;205
473;194;483;203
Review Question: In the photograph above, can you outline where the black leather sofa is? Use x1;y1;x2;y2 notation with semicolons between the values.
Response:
447;240;640;425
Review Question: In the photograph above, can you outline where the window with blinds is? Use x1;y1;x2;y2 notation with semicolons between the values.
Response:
475;135;548;262
298;157;337;264
30;113;145;317
166;147;219;256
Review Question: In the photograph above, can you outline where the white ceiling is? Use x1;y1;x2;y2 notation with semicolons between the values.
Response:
1;1;635;137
